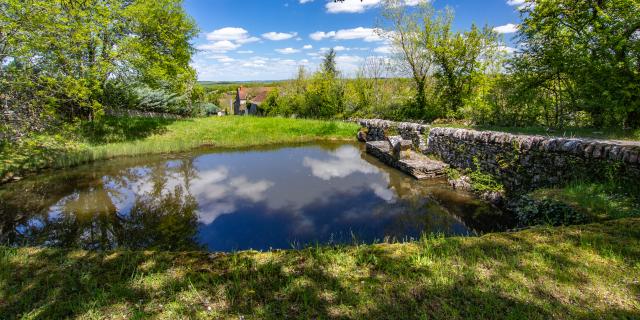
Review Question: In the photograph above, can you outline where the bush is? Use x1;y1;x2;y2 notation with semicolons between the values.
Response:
200;103;219;116
510;195;590;227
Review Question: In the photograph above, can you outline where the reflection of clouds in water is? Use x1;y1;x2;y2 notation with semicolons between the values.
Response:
191;166;229;200
197;202;236;225
303;146;379;180
190;166;274;224
302;145;397;203
229;177;274;202
370;183;396;203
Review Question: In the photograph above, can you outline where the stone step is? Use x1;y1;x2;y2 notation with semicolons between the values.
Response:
366;141;448;180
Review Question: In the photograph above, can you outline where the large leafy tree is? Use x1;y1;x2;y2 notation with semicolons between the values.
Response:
1;0;197;122
514;0;640;128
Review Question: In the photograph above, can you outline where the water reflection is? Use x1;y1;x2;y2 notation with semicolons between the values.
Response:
0;142;514;252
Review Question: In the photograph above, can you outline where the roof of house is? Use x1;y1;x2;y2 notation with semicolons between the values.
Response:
237;86;274;104
237;87;249;100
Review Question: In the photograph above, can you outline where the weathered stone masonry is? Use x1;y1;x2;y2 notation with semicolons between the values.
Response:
358;119;640;192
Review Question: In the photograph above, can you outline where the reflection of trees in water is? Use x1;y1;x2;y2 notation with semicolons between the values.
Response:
118;186;200;250
0;158;201;250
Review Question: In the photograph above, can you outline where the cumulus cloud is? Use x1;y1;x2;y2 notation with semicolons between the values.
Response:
310;27;383;42
262;32;298;41
326;0;427;13
197;40;241;53
506;0;525;5
276;47;301;54
200;27;259;53
374;45;393;54
303;44;313;49
205;27;250;41
493;23;518;34
310;31;335;41
299;0;314;3
506;0;532;10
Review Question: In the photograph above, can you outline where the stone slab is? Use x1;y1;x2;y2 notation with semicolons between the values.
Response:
366;141;448;180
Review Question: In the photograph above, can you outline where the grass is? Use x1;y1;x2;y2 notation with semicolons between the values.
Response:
530;182;640;221
1;218;639;319
0;116;358;181
433;124;640;141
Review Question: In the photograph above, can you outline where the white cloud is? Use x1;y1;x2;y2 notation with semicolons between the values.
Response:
303;44;313;50
237;50;254;54
493;23;518;34
206;27;250;41
236;36;260;44
506;0;525;5
326;0;427;13
374;45;393;54
310;31;336;41
507;0;532;10
299;0;314;3
276;47;301;54
262;32;298;41
310;27;384;42
334;46;348;51
197;40;241;53
200;27;259;52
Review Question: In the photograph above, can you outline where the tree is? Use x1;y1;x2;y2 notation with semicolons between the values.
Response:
322;48;338;77
428;12;500;117
380;0;435;119
1;0;198;124
513;0;640;128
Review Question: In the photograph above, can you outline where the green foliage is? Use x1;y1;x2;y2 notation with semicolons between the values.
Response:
133;86;188;115
1;0;199;126
200;103;219;116
379;1;502;121
530;182;640;221
510;195;589;227
469;157;504;193
509;0;640;128
444;167;462;180
1;218;639;318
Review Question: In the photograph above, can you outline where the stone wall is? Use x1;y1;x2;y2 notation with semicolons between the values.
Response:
104;109;185;119
358;119;640;192
358;119;430;152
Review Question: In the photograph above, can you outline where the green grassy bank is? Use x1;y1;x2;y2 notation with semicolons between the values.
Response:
1;218;639;319
0;116;358;181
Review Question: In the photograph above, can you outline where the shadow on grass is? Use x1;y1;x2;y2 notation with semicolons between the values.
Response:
80;116;181;145
1;218;639;319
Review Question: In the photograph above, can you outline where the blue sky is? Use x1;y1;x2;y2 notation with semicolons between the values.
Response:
186;0;524;81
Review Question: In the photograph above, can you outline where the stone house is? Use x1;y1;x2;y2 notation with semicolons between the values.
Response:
233;86;274;116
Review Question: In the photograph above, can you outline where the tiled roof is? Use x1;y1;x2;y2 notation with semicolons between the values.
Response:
237;87;274;104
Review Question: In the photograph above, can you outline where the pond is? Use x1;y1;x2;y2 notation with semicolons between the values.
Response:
0;142;514;252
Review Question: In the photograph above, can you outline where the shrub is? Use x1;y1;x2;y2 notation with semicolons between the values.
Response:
510;195;589;227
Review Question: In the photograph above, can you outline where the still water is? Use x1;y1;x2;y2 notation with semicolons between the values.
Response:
0;142;513;252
